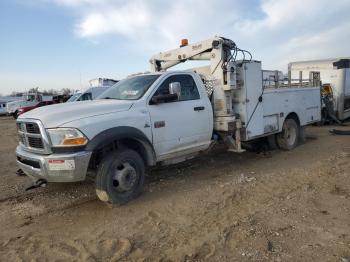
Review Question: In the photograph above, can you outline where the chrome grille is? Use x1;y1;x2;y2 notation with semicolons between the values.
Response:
17;120;49;153
28;137;44;148
25;123;40;134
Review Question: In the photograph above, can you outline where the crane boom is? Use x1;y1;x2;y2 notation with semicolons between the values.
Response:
150;36;244;134
150;36;236;73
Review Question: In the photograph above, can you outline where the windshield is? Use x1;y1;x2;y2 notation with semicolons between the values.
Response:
26;95;35;101
66;93;82;102
98;74;160;100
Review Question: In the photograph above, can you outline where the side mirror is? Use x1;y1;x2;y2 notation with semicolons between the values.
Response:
150;93;178;104
169;82;181;97
150;82;181;105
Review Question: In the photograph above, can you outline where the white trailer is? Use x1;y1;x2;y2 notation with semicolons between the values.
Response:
289;58;350;120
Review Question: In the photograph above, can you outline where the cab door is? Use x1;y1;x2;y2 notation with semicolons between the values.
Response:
148;73;211;160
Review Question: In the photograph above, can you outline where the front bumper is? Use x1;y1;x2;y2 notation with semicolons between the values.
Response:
16;145;92;182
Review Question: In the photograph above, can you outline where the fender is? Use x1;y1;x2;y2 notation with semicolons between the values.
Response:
86;126;156;166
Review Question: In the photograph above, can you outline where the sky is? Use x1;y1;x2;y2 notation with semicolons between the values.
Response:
1;0;350;95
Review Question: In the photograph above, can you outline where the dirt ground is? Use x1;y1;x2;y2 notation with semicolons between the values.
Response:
0;116;349;261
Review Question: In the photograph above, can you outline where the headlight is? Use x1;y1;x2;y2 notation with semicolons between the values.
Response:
46;128;88;147
18;109;24;112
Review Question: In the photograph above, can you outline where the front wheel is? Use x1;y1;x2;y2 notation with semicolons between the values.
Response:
95;149;145;205
13;111;18;119
276;118;299;150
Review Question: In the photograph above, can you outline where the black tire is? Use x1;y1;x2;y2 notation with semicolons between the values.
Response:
95;149;145;205
299;126;306;144
276;118;299;150
267;134;278;150
319;109;327;125
13;111;18;119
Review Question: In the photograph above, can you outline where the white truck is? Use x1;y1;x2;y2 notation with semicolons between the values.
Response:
289;58;350;121
7;93;51;119
67;78;118;102
66;86;112;102
15;36;321;204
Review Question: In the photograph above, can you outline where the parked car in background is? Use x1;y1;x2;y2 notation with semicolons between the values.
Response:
17;100;56;117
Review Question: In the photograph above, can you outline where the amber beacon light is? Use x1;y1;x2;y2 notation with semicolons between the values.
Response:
180;38;188;47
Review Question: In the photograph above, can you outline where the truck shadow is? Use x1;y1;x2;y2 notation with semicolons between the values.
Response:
146;131;320;186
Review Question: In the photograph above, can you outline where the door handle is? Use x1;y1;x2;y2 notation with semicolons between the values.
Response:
194;106;205;111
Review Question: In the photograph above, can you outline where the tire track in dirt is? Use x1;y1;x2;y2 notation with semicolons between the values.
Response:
0;118;349;261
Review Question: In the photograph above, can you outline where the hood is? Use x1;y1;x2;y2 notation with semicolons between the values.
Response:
7;100;23;107
18;99;133;128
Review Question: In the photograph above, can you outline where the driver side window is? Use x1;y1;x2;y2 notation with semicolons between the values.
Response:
154;74;200;102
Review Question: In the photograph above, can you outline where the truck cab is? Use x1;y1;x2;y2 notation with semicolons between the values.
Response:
15;71;213;202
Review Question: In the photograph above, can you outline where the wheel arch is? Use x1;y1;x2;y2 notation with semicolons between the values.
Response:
285;112;300;126
86;126;156;168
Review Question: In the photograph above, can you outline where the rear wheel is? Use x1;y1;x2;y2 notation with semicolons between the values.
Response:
276;118;299;150
95;149;145;205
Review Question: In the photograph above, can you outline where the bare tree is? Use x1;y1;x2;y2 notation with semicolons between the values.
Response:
10;91;23;97
7;87;74;97
41;89;58;96
29;87;40;93
61;88;73;95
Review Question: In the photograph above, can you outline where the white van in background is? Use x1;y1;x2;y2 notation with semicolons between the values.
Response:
66;86;109;102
